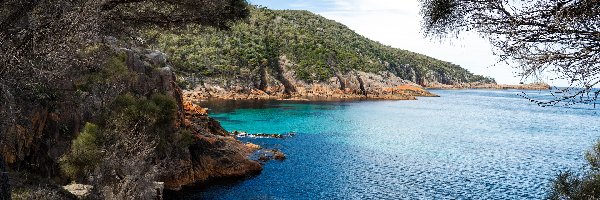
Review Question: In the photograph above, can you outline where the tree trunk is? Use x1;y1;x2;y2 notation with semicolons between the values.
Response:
0;156;10;200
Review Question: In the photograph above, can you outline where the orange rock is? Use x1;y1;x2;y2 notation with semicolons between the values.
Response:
183;101;207;116
396;85;426;92
245;143;262;151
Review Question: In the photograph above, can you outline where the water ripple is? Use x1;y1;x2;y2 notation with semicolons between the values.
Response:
172;90;600;200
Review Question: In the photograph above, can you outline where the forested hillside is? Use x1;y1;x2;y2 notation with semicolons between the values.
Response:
151;6;494;88
0;0;263;199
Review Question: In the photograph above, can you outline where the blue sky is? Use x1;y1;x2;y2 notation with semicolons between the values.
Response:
247;0;564;86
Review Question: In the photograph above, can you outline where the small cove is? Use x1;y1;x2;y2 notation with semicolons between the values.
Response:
174;89;600;199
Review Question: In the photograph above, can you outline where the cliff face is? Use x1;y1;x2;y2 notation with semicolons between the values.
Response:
185;56;438;100
0;47;179;176
0;44;261;196
0;0;257;198
162;100;262;190
162;128;262;190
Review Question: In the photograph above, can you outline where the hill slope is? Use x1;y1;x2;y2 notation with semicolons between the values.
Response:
151;7;494;99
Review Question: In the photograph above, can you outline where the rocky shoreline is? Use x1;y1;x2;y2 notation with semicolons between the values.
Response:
183;82;550;102
426;82;551;90
181;56;442;101
184;83;439;101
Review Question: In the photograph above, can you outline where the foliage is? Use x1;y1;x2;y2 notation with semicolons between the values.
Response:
0;0;249;153
76;51;134;97
58;93;179;197
176;76;191;90
0;0;249;199
0;0;249;165
112;93;178;130
420;0;600;105
60;123;103;181
549;140;600;199
177;129;198;148
102;0;249;31
151;6;493;84
94;93;179;199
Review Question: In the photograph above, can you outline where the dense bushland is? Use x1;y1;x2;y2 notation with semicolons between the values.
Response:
150;6;494;85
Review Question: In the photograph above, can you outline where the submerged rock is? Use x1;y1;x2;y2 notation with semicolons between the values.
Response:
254;149;286;162
245;142;262;151
231;132;289;163
233;131;296;139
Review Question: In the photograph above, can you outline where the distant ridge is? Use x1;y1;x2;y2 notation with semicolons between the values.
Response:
152;6;496;99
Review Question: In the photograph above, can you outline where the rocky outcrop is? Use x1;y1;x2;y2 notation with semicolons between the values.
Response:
109;48;263;191
0;44;264;196
426;82;551;90
160;101;262;190
254;149;286;162
0;47;186;178
184;56;438;101
162;134;262;190
233;131;296;139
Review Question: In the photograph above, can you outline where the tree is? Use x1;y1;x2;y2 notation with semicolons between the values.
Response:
419;1;600;197
0;0;249;198
419;0;600;106
548;141;600;199
0;156;9;200
0;0;249;151
0;0;249;130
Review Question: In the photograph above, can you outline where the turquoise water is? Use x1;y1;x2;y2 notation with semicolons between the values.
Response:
177;90;600;199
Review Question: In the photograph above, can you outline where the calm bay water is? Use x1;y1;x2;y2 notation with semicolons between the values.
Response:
175;90;600;199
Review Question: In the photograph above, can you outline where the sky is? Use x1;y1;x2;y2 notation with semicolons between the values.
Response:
248;0;565;85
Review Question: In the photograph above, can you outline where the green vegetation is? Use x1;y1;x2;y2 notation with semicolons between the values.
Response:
111;93;180;153
1;0;250;198
177;128;198;148
60;123;103;181
112;94;178;127
60;94;179;182
77;52;132;92
549;140;600;199
151;6;494;84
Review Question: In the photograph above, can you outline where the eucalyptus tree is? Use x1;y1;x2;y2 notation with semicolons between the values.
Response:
420;0;600;106
0;156;7;200
0;0;249;152
0;0;248;198
420;1;600;198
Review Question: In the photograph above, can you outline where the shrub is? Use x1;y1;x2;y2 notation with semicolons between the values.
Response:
177;128;197;148
151;94;178;125
77;52;131;93
112;93;177;127
59;122;103;181
176;76;190;90
549;140;600;199
149;7;493;84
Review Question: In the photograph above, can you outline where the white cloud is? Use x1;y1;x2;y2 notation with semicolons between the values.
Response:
249;0;566;85
311;0;560;85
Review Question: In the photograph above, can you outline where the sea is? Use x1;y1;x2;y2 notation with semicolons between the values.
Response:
171;89;600;199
